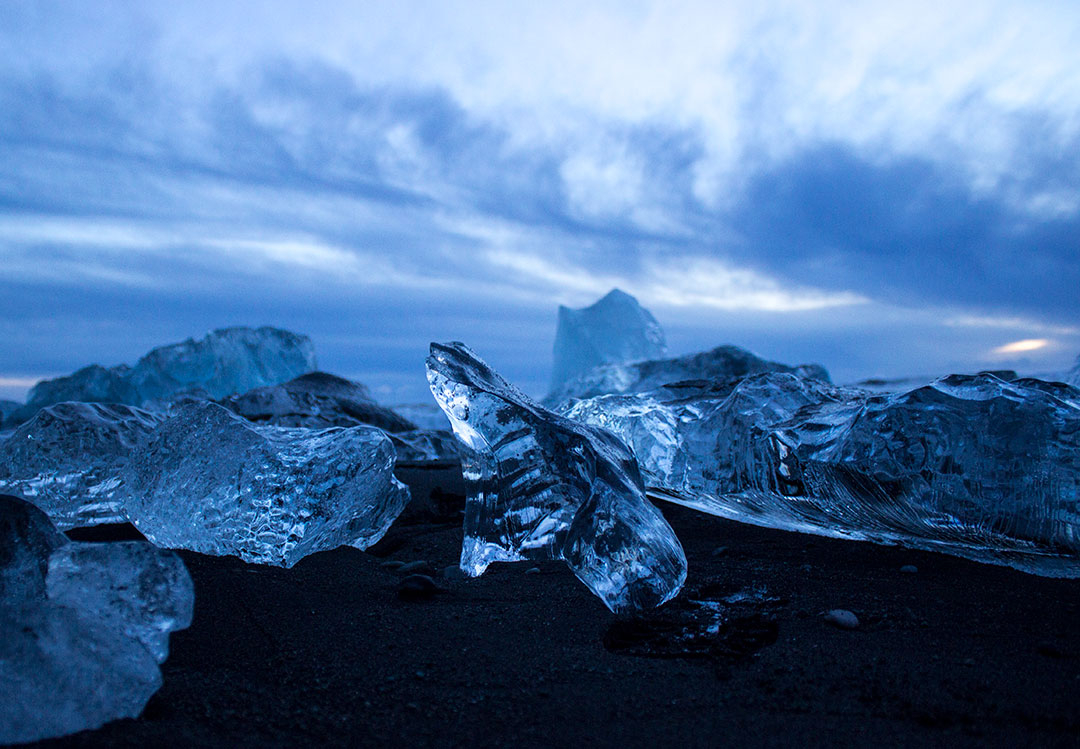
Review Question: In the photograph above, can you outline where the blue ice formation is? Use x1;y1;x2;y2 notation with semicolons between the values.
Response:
565;372;1080;576
427;341;686;613
550;288;667;391
0;494;193;743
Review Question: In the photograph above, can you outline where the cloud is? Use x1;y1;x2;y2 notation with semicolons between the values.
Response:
1;1;1078;401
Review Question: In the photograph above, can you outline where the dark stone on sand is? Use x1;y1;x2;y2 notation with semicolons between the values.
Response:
397;561;436;576
398;574;440;600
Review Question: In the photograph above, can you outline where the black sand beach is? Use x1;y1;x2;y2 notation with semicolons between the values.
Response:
36;465;1080;748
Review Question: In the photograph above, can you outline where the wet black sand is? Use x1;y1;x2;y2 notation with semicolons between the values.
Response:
37;465;1080;747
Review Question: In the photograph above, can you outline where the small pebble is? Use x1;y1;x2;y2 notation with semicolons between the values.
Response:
397;560;435;575
824;609;859;630
442;564;466;580
710;546;728;557
380;560;405;570
524;566;542;575
900;564;918;574
397;574;440;600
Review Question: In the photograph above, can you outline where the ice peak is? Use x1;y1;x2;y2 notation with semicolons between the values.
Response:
551;288;667;391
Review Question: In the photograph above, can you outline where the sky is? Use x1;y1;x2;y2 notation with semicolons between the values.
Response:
1;0;1079;403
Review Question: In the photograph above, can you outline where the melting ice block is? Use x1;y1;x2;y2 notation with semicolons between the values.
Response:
122;401;410;567
0;494;193;744
550;288;667;390
0;402;162;528
565;373;1080;576
426;341;686;613
547;343;830;406
7;326;316;426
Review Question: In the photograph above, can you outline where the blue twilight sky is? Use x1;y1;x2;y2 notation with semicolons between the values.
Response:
1;1;1079;403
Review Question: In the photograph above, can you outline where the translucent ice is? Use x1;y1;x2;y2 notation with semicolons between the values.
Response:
0;494;193;744
125;326;316;403
550;288;667;390
7;326;316;425
221;371;416;433
566;373;1080;576
0;402;162;528
426;341;686;613
122;400;410;567
547;343;830;405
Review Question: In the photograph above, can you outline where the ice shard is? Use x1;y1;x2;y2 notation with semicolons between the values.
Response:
550;288;667;390
0;402;162;528
122;400;410;567
426;341;686;613
566;372;1080;576
6;326;316;426
547;343;830;406
0;494;193;744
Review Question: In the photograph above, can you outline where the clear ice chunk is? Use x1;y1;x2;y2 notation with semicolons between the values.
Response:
122;400;411;567
547;343;830;406
565;372;1080;576
0;402;162;528
426;341;686;613
7;326;316;426
550;288;667;390
0;494;193;744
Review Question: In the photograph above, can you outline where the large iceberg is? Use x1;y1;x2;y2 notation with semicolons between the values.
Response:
0;402;162;528
0;493;193;744
6;327;316;426
1;399;24;425
426;342;686;613
547;343;830;406
550;288;667;390
566;372;1080;575
123;400;411;567
1067;354;1080;388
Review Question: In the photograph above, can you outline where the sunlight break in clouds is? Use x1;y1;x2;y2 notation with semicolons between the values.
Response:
992;338;1050;355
